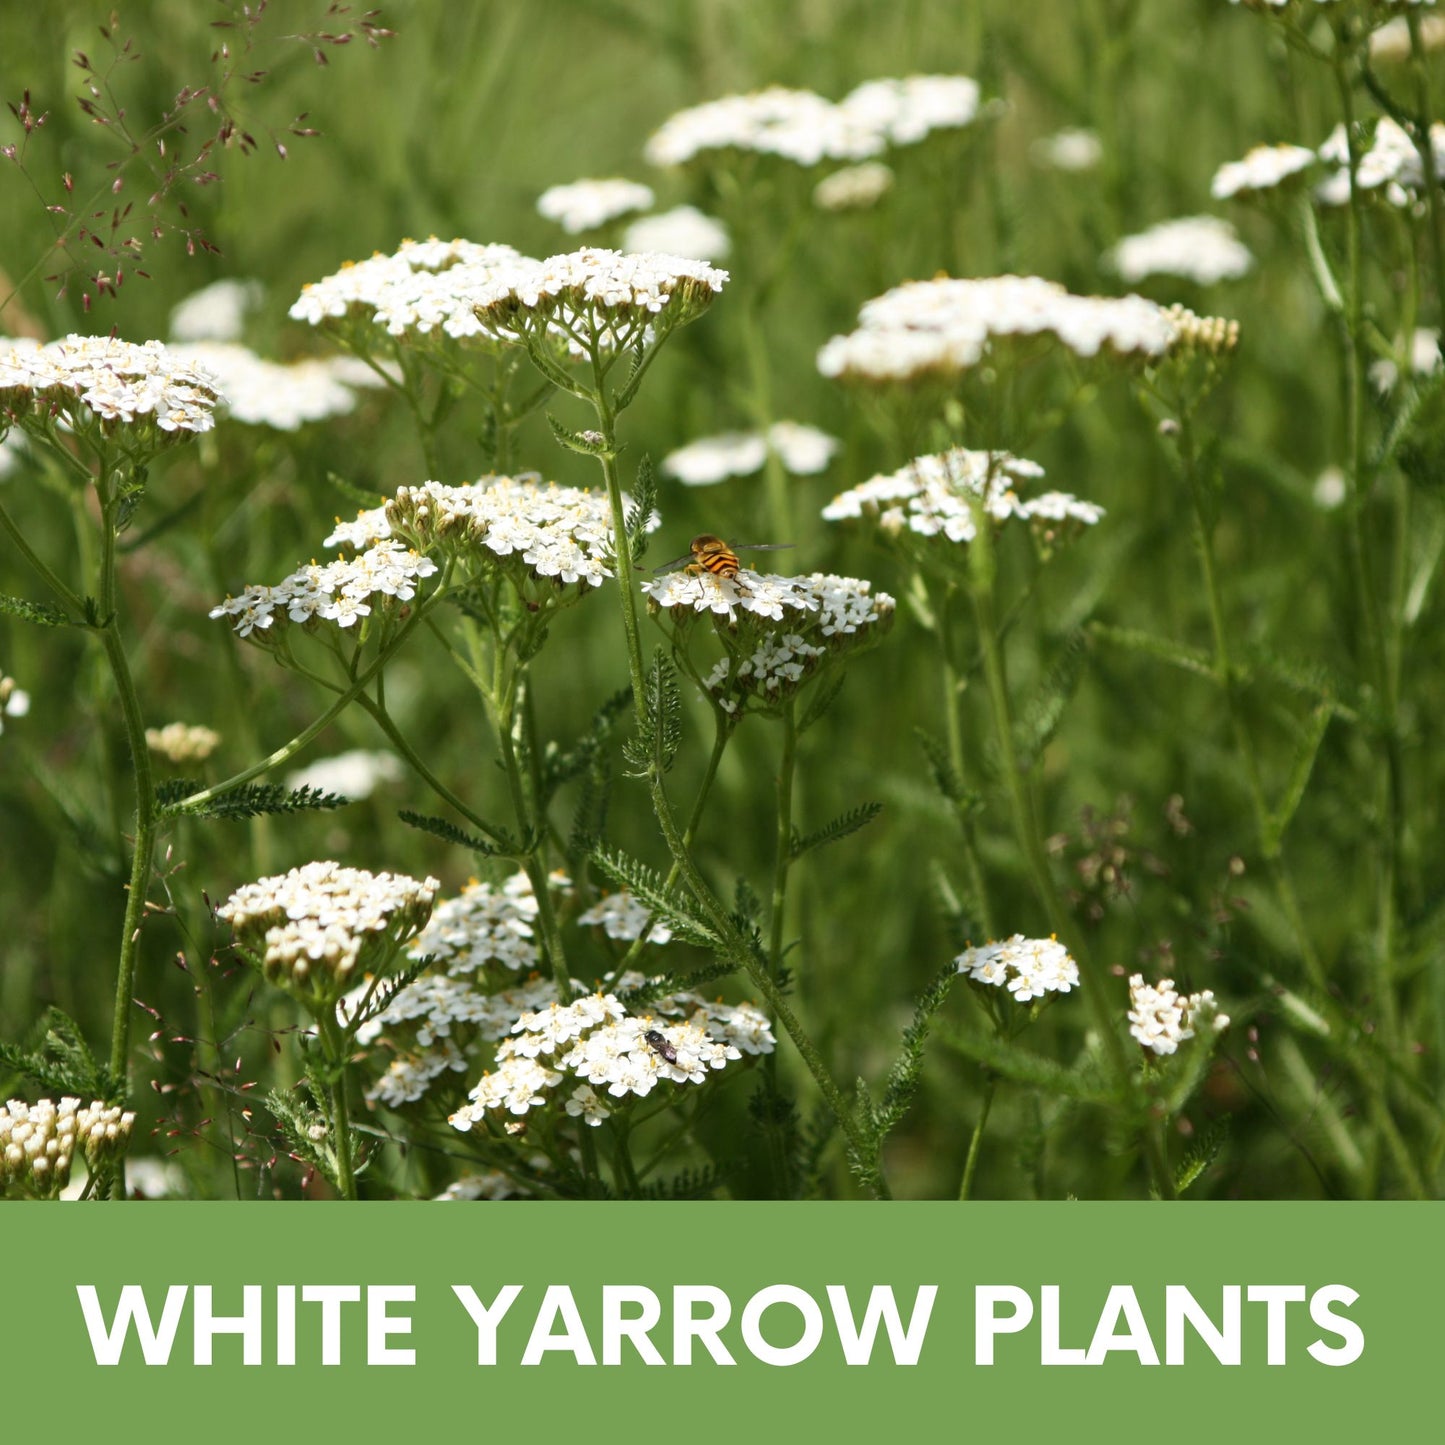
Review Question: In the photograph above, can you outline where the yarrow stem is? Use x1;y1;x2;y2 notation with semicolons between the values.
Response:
966;491;1173;1199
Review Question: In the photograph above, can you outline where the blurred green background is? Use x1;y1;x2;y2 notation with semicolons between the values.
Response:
2;0;1436;1199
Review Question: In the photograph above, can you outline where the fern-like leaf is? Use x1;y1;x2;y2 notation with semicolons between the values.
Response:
937;1023;1116;1103
1014;630;1088;772
875;963;959;1138
396;810;519;857
622;648;682;776
590;845;718;948
790;802;882;861
158;783;349;821
1088;621;1216;680
626;454;658;564
0;592;73;627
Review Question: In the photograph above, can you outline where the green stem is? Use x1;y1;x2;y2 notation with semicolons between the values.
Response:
617;714;729;972
968;514;1172;1198
767;698;798;971
1177;417;1327;991
317;1007;359;1200
958;1075;996;1201
578;336;879;1192
1406;10;1445;316
934;575;996;937
1333;45;1403;1053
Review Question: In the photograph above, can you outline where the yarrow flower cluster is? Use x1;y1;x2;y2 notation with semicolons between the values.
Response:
449;990;755;1130
0;334;219;440
662;421;840;485
471;246;729;342
1371;13;1445;62
817;275;1176;383
1210;143;1317;200
1032;128;1103;172
621;206;731;262
168;278;264;342
823;447;1102;546
217;861;439;1008
1105;216;1254;285
288;236;532;347
353;974;561;1108
577;889;673;944
537;178;655;234
645;76;981;168
1126;974;1230;1056
1315;117;1445;208
956;934;1081;1003
338;870;577;1108
333;473;649;593
285;749;405;801
407;871;550;975
1;1097;136;1199
169;341;369;431
813;161;895;210
675;573;895;715
145;721;221;765
209;541;439;638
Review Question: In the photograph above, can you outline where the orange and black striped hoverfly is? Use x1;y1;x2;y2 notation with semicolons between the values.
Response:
650;534;795;598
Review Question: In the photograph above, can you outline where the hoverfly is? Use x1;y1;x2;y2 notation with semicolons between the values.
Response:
650;534;795;598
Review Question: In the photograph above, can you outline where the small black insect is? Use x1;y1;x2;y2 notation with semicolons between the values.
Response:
644;1028;678;1064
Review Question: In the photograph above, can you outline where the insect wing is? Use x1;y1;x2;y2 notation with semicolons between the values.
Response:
650;550;698;574
730;542;796;553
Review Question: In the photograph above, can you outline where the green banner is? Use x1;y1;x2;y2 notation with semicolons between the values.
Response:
0;1203;1425;1439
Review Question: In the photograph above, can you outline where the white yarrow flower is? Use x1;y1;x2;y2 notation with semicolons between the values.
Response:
1105;217;1253;285
537;178;655;234
956;935;1080;1002
622;206;731;262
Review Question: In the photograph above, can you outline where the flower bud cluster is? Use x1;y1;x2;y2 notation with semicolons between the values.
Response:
218;861;439;1009
1164;305;1242;358
145;721;222;765
1;1097;136;1198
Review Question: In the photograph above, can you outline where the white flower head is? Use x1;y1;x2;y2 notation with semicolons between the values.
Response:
824;447;1101;548
168;278;264;342
818;275;1176;384
1032;128;1102;172
286;749;404;801
1210;143;1316;200
1105;216;1254;285
168;342;368;431
956;934;1080;1002
537;178;655;234
662;421;838;486
1;1097;136;1199
622;206;731;262
217;861;439;1006
1127;974;1230;1056
813;161;895;211
0;334;219;441
578;890;673;945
